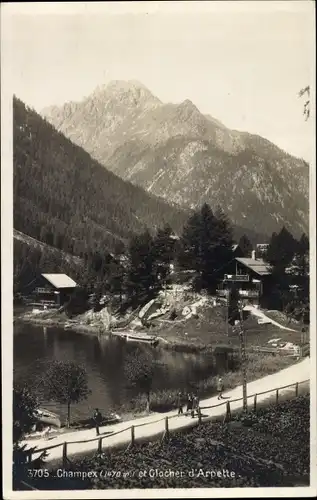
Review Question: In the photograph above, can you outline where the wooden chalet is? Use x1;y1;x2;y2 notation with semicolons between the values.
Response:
27;273;78;307
217;251;272;307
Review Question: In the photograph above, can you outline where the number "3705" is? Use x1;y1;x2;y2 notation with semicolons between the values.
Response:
27;469;50;478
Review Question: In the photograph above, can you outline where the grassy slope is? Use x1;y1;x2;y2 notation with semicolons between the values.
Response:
150;299;306;349
264;310;306;332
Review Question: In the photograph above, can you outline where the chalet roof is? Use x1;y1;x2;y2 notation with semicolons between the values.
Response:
235;257;271;276
41;274;77;289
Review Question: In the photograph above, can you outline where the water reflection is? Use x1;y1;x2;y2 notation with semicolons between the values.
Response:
14;322;226;422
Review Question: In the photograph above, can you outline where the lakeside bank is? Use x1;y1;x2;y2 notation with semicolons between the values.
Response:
21;357;310;466
14;318;299;434
14;306;214;352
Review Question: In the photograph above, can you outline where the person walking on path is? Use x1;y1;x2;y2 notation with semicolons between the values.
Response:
177;392;184;415
93;408;103;436
191;393;198;418
195;394;200;417
217;377;224;400
186;393;193;415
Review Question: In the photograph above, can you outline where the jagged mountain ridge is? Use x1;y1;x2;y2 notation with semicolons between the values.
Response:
42;80;309;237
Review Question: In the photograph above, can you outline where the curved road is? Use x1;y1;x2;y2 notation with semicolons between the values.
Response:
24;357;310;464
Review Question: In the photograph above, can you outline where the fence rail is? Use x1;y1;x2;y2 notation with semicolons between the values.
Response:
29;378;309;465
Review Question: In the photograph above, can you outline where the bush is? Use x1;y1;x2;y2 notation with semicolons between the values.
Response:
147;389;178;412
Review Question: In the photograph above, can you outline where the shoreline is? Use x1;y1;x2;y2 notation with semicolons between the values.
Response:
15;313;100;336
14;309;302;439
14;310;212;352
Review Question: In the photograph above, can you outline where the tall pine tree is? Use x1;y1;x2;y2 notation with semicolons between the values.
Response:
152;224;176;284
265;227;303;311
179;204;234;291
293;233;309;277
266;227;298;273
238;234;253;257
127;230;160;306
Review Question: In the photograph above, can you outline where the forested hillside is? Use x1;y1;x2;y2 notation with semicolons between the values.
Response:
13;230;85;293
13;96;188;259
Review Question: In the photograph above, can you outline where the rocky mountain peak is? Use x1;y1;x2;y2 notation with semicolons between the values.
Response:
92;79;161;107
41;80;309;238
178;99;201;114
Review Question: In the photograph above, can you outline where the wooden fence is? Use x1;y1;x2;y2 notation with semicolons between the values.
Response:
26;378;309;467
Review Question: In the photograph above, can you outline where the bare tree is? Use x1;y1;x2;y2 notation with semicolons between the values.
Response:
298;86;310;120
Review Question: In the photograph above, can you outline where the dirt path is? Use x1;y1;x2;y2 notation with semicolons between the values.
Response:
244;305;297;332
23;357;310;463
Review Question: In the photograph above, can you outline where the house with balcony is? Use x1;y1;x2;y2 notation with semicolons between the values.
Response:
217;251;272;306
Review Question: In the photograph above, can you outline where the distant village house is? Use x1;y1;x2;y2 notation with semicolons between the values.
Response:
28;273;78;307
256;243;269;258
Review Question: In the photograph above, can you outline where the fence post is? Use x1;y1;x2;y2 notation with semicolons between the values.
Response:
198;407;202;425
98;437;103;455
276;389;279;405
130;425;135;447
253;394;257;412
226;401;231;421
62;442;67;468
165;417;169;439
295;382;299;397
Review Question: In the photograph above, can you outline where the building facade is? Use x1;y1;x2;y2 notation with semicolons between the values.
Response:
217;252;272;307
27;273;78;307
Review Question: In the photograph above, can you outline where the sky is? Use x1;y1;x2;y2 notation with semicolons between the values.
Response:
3;1;315;161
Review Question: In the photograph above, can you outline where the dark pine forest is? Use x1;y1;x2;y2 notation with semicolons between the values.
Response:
13;96;188;258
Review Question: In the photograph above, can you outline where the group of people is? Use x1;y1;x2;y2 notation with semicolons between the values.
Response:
177;391;200;418
93;377;226;435
177;377;225;418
